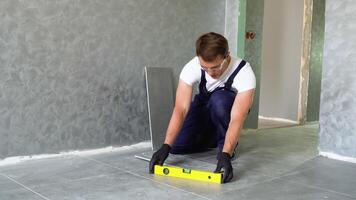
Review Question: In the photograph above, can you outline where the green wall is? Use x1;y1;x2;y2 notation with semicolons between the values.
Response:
242;0;264;128
307;0;325;122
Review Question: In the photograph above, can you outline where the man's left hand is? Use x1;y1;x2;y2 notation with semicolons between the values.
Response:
214;152;233;183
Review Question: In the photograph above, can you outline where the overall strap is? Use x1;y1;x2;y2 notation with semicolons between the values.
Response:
224;60;246;90
199;69;209;95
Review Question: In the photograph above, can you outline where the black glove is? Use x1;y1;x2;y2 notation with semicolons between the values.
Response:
214;152;233;183
149;144;171;174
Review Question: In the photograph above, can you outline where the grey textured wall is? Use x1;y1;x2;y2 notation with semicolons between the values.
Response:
319;0;356;158
0;0;226;158
225;0;239;57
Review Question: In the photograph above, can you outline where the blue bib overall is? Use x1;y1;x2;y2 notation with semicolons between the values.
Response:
171;60;246;154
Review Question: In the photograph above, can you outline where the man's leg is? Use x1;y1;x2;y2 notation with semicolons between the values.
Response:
207;90;236;151
170;94;216;154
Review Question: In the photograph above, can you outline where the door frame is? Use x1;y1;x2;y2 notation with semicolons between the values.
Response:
238;0;321;126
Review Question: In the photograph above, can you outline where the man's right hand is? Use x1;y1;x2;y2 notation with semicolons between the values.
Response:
149;144;171;174
214;152;233;183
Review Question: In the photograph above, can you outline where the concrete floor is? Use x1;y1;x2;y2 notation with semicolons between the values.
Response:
1;123;356;200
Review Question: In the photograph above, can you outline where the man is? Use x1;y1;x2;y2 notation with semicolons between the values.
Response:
149;32;256;183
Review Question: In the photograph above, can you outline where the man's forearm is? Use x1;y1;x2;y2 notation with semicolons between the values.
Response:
222;89;254;156
164;107;187;146
222;117;245;156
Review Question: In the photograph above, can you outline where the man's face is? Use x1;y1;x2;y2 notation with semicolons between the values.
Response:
198;55;227;79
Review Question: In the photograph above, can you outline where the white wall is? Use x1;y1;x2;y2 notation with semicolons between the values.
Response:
259;0;304;121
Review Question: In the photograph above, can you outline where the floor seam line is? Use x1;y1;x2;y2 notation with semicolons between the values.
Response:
77;155;213;200
249;155;320;180
0;173;51;200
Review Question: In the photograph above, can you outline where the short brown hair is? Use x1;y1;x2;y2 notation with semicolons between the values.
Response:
195;32;229;62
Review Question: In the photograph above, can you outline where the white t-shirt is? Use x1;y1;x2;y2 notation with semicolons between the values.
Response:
179;56;256;93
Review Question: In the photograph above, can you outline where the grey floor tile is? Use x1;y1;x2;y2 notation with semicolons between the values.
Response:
240;129;318;153
281;157;356;197
231;125;319;178
136;150;217;167
285;156;343;173
83;149;216;181
0;155;120;188
212;178;355;200
233;147;317;178
134;148;220;166
0;175;45;200
32;171;208;200
0;188;45;200
85;149;274;196
0;174;20;191
235;148;317;178
0;124;330;200
101;149;213;169
184;149;220;164
184;149;220;159
150;167;273;196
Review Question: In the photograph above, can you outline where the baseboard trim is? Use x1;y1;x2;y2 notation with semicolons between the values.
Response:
0;141;151;167
258;115;298;124
319;151;356;164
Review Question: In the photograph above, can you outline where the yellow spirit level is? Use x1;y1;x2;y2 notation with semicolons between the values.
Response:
154;165;222;184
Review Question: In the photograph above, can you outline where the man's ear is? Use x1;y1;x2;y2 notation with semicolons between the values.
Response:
225;51;230;58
